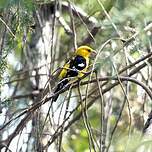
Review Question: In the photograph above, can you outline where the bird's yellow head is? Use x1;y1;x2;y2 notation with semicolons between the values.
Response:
75;45;96;58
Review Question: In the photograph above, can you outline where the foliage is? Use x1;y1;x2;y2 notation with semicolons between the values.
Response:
0;0;152;152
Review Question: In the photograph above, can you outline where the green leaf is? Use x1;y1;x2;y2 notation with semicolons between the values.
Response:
0;0;9;9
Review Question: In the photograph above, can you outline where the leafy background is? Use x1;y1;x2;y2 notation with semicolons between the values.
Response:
0;0;152;151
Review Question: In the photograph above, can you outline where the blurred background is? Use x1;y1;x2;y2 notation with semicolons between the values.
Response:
0;0;152;151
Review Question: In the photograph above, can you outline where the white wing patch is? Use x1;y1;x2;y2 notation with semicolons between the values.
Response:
78;63;85;68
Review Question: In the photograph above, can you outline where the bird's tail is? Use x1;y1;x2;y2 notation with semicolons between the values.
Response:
52;79;68;102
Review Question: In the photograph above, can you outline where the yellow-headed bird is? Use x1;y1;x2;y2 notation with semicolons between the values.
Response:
52;45;96;101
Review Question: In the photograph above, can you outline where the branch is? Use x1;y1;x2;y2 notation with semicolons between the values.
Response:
1;51;151;148
43;76;152;148
0;17;16;38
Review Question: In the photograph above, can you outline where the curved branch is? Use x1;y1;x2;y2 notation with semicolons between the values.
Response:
1;53;151;132
43;76;152;148
1;54;151;149
38;1;98;25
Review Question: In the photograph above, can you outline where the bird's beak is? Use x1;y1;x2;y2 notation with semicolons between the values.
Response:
90;50;97;58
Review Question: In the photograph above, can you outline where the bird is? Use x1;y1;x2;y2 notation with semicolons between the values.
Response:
52;45;96;101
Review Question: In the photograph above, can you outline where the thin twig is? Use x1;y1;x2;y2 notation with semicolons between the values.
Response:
95;72;106;152
68;1;77;50
0;17;16;38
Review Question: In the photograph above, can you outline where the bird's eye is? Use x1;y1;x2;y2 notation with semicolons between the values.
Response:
87;49;91;52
